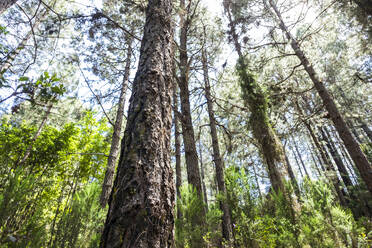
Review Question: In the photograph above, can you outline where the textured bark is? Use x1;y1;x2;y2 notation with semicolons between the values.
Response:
178;0;204;204
173;87;182;221
225;5;284;194
201;47;233;242
100;0;175;247
0;0;18;15
100;36;133;208
268;0;372;195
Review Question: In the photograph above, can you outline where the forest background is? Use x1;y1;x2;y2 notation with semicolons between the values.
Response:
0;0;371;247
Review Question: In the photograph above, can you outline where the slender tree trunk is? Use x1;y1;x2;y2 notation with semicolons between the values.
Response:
100;0;175;246
178;0;204;201
251;160;263;199
0;0;19;15
198;139;209;210
293;138;309;177
321;127;353;188
19;103;53;166
302;119;348;206
292;148;304;178
173;86;182;221
267;0;372;195
100;35;133;208
201;46;233;243
285;153;301;198
307;142;321;177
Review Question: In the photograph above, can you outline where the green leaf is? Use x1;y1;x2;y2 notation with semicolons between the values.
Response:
19;76;29;81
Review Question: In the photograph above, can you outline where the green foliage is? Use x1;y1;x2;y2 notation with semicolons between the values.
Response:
175;184;207;248
218;166;372;248
0;111;110;247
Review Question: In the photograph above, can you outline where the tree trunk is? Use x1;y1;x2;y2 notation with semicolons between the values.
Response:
267;0;372;195
225;5;300;216
173;86;182;221
201;46;233;243
198;140;209;211
0;0;18;15
321;127;353;188
251;160;263;199
100;0;175;247
291;148;304;178
100;35;133;207
304;120;348;206
177;0;204;200
293;138;309;177
307;142;322;177
285;153;301;198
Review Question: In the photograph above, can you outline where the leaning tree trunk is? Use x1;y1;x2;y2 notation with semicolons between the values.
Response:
292;137;309;177
100;34;133;207
100;0;175;247
321;127;353;189
267;0;372;195
201;46;233;243
225;5;300;216
302;119;348;207
0;0;19;15
295;99;348;206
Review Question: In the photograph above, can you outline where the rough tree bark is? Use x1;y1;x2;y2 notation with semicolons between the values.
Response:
100;35;133;207
267;0;372;195
201;46;233;243
100;0;175;247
